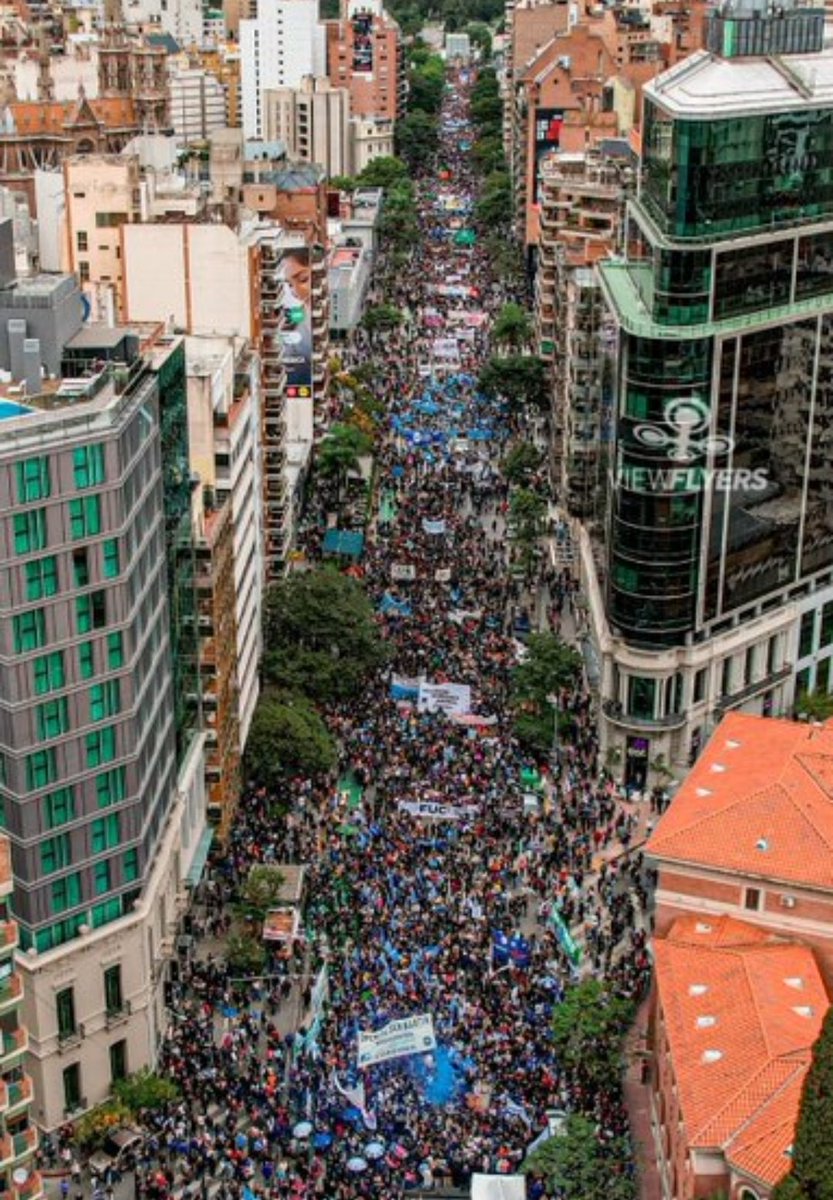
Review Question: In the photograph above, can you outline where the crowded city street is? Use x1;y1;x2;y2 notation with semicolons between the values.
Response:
57;65;654;1200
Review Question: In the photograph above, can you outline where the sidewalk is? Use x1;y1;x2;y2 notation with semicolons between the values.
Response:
623;998;664;1200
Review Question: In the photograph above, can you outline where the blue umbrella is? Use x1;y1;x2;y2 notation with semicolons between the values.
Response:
313;1131;333;1149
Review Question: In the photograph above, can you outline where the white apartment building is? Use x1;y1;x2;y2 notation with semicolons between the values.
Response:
240;0;326;139
169;65;229;144
125;0;205;48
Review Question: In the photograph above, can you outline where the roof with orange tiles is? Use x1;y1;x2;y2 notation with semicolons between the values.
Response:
8;96;137;136
646;712;833;888
654;914;829;1186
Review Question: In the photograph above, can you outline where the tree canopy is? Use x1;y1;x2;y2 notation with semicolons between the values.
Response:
503;441;544;486
511;632;582;753
478;354;550;412
355;155;411;190
475;170;512;228
245;691;337;788
550;979;636;1090
493;301;533;351
523;1114;636;1200
263;569;386;702
773;1006;833;1200
795;689;833;722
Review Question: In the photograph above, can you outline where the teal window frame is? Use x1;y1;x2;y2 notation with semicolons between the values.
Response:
93;859;111;896
26;748;57;790
91;812;120;854
97;767;126;808
73;444;106;489
41;833;72;875
43;786;75;829
37;696;70;740
25;555;58;601
89;680;120;722
78;642;95;680
13;509;47;554
33;650;65;696
17;456;50;503
13;608;46;653
102;539;120;579
69;494;102;540
51;872;82;914
86;726;117;769
122;847;139;883
107;632;124;670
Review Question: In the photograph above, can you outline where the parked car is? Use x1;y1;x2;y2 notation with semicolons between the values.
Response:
88;1128;144;1176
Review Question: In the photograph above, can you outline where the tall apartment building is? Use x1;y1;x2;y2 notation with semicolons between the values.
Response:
63;155;140;322
535;150;630;515
325;0;405;123
263;75;351;177
0;342;207;1126
240;0;326;139
169;66;229;144
0;839;40;1200
585;0;833;786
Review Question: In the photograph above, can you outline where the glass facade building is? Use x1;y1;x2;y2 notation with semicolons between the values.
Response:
599;10;833;652
0;363;177;952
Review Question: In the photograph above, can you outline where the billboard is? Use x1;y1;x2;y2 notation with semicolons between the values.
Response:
534;108;564;202
280;247;313;400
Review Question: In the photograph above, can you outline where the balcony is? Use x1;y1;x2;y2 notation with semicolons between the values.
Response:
105;1000;132;1030
602;698;688;731
715;664;793;716
12;1169;43;1200
0;1029;27;1062
5;1076;33;1114
0;974;22;1017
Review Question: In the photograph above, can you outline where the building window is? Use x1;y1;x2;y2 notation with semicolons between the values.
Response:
72;549;89;588
43;786;76;829
13;608;46;653
767;634;778;674
13;509;47;554
73;444;106;489
79;262;90;284
89;680;120;723
91;812;120;855
56;987;76;1039
33;650;65;696
627;676;656;720
78;641;95;680
41;833;72;875
822;602;833;648
69;495;102;540
62;1062;81;1113
25;555;58;601
92;898;121;929
26;748;57;790
744;646;755;686
796;667;811;697
693;668;707;703
799;611;816;658
76;590;106;634
104;964;123;1015
107;632;124;670
52;873;82;914
97;767;126;809
721;656;733;696
122;847;139;883
86;726;117;769
16;456;51;503
744;887;762;911
94;859;111;896
76;231;88;252
102;539;120;579
109;1038;128;1083
37;697;70;740
817;657;831;696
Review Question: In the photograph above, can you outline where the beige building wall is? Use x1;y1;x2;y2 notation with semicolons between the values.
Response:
349;117;395;174
63;155;141;321
122;223;253;337
263;77;351;178
21;738;206;1130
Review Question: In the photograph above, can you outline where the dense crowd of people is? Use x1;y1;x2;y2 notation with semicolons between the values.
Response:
49;65;654;1200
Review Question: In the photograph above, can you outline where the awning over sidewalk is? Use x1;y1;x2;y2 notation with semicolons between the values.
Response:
185;826;214;888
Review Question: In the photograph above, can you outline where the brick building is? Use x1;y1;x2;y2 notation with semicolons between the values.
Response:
647;712;833;983
651;914;829;1199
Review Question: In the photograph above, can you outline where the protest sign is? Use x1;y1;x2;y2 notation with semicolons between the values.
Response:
357;1014;436;1068
398;800;479;820
391;563;417;581
417;681;471;716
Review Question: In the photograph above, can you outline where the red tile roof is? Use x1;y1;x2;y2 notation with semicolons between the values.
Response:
647;712;833;888
654;914;829;1187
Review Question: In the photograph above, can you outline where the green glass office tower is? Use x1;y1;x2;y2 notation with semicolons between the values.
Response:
591;0;833;781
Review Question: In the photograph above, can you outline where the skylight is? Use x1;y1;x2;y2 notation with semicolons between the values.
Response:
702;1050;723;1063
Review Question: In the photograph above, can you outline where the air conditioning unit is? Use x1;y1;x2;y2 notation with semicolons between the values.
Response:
780;895;796;909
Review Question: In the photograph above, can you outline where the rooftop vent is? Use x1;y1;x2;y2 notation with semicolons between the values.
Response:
689;984;708;996
702;1049;723;1064
696;1015;717;1028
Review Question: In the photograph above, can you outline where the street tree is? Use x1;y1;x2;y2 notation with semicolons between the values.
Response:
478;354;550;411
504;441;544;486
796;689;833;722
523;1113;636;1200
245;691;337;787
225;932;267;976
472;133;506;176
466;21;493;56
773;1006;833;1199
114;1069;181;1115
510;486;547;548
317;422;373;505
475;171;512;227
550;979;636;1090
362;304;405;335
356;155;410;190
493;301;533;351
397;109;440;171
263;569;386;701
238;864;288;926
511;632;582;753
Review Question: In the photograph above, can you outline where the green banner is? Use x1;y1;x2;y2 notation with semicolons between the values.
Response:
548;907;582;967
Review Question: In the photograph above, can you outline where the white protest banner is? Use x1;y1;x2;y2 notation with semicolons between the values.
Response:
417;681;472;716
422;518;447;535
391;563;417;581
435;567;452;582
357;1014;436;1068
398;800;479;821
